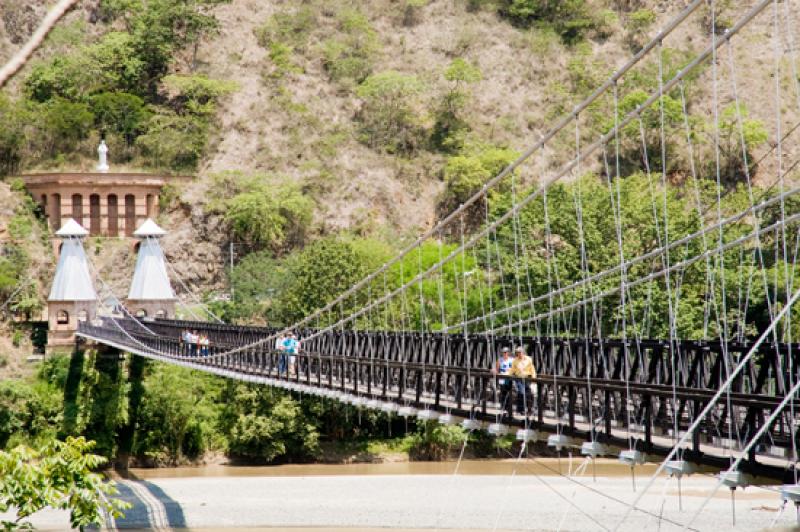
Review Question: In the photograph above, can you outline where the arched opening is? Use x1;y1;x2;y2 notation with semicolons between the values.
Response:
89;194;101;235
155;309;167;319
77;310;88;322
56;310;69;324
146;194;154;218
135;308;147;318
125;194;136;237
52;193;61;231
107;194;118;236
72;194;83;225
40;194;48;217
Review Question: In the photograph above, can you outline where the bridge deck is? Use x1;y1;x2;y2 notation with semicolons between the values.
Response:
77;317;800;480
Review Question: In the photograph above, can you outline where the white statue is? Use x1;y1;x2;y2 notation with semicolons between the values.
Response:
97;140;109;172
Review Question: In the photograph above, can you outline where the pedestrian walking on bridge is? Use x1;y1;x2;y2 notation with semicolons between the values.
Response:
493;346;514;419
510;346;536;415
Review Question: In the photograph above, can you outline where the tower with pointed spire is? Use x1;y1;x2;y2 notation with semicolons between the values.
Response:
127;219;176;319
47;219;97;350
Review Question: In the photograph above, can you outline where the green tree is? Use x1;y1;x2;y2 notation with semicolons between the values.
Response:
626;8;656;50
136;110;208;170
102;0;230;95
218;383;319;462
35;98;95;156
499;0;598;43
713;103;768;185
91;92;150;144
255;6;317;52
440;142;519;215
602;89;685;178
0;95;26;176
0;437;129;530
406;422;466;460
273;236;392;324
74;351;128;459
321;9;381;85
133;364;221;464
432;58;482;152
161;74;238;118
356;71;426;154
24;32;146;102
224;182;314;252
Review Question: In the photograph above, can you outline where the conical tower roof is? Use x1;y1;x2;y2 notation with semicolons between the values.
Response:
55;218;89;237
48;220;97;301
128;223;175;301
133;218;167;237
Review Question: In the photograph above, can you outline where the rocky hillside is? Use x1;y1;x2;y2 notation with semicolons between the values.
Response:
0;0;797;312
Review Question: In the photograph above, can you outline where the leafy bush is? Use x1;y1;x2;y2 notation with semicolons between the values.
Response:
103;0;227;95
224;182;314;252
498;0;598;43
713;104;768;184
406;421;466;460
626;8;656;50
356;71;426;154
36;98;95;156
133;364;222;464
161;74;238;117
321;9;381;85
266;42;302;80
0;95;26;176
402;0;429;26
91;92;150;144
224;251;285;321
0;437;129;530
272;236;392;324
0;380;62;449
218;382;319;462
432;58;482;152
255;6;317;52
440;142;519;213
136;110;208;170
24;32;146;102
16;0;228;171
601;89;685;177
74;351;129;459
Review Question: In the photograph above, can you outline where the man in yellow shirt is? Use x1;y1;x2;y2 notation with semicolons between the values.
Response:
510;346;536;414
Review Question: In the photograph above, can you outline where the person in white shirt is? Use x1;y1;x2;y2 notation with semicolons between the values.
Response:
275;333;287;374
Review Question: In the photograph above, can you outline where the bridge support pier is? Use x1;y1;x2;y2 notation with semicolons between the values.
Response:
82;343;124;458
60;337;85;438
117;354;146;470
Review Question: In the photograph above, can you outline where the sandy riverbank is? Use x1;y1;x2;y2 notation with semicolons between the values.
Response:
12;459;798;531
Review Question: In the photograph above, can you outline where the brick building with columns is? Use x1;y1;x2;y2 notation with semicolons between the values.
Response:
20;172;189;237
17;142;191;238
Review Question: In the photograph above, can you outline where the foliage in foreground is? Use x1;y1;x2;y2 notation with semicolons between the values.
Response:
0;437;129;530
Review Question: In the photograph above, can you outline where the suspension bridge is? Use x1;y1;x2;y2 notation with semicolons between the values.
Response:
30;0;800;529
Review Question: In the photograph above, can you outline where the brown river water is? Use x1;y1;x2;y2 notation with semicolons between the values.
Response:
117;457;663;479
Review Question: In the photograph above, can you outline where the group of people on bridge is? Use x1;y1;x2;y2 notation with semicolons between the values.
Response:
181;329;211;357
493;346;537;417
275;332;301;376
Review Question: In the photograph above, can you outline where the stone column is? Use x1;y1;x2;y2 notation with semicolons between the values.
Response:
60;194;68;228
82;194;90;231
135;193;147;230
99;195;109;236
